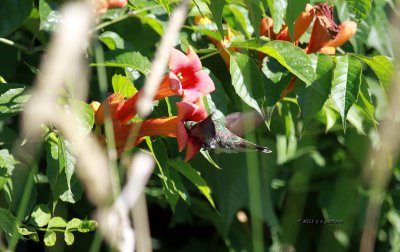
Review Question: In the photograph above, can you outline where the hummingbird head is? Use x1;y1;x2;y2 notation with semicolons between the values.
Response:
184;120;198;130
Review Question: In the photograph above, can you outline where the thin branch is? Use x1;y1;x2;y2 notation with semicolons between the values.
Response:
0;38;44;55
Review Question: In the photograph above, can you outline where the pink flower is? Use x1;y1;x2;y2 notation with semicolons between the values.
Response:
159;47;215;102
114;47;215;124
176;97;208;161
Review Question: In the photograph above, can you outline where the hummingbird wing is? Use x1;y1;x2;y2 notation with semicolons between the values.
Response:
225;111;264;137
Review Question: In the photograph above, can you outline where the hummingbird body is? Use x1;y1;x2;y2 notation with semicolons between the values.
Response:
184;112;271;154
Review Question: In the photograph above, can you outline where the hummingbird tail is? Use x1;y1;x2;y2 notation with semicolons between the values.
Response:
255;145;272;153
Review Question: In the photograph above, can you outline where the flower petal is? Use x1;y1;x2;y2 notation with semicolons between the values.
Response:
185;138;202;161
194;70;215;95
177;101;197;121
176;99;208;122
186;46;202;72
177;121;189;152
139;116;179;137
168;71;183;95
169;48;190;73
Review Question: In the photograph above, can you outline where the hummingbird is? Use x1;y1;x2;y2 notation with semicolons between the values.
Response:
184;111;271;154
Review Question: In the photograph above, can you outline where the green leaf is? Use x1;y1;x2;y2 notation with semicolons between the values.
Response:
78;220;98;233
29;204;51;227
268;0;287;33
168;168;190;204
229;52;263;115
44;231;56;246
112;74;138;98
200;150;221;170
66;218;82;230
331;55;362;129
353;55;394;93
45;132;59;191
30;232;40;242
0;0;33;37
286;0;308;40
154;0;170;14
169;160;216;208
261;57;294;107
140;16;164;36
189;26;222;41
93;50;151;75
296;53;334;125
68;100;95;137
207;0;226;40
48;217;67;229
345;0;371;21
0;83;30;120
0;149;17;175
228;5;251;38
145;138;179;211
244;0;263;37
234;40;317;85
51;134;82;204
0;127;17;150
0;207;20;237
346;106;366;135
38;0;60;32
18;226;37;236
321;105;338;132
99;31;125;50
354;76;376;127
64;230;74;245
58;135;76;197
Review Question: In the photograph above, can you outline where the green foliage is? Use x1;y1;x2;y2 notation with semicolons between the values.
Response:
0;0;398;251
286;0;308;40
345;0;372;21
0;0;33;37
0;84;30;120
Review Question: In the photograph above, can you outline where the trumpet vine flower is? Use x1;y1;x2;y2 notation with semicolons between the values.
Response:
176;97;208;161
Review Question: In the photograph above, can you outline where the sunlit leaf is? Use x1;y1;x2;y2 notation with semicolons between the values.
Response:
169;160;216;208
78;220;98;233
44;231;56;246
66;218;82;230
48;217;67;229
112;74;138;98
228;5;252;38
296;53;334;125
353;54;394;93
64;231;74;245
207;0;226;40
38;0;60;32
0;84;30;120
68;100;95;137
354;76;376;127
286;0;308;40
345;0;372;21
268;0;287;33
233;40;316;85
230;52;263;115
200;150;221;170
331;55;362;129
93;50;151;75
0;207;20;237
146;138;179;211
244;0;263;37
29;204;51;228
99;31;125;50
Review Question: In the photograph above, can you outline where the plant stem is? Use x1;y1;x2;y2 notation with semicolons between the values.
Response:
0;38;45;55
